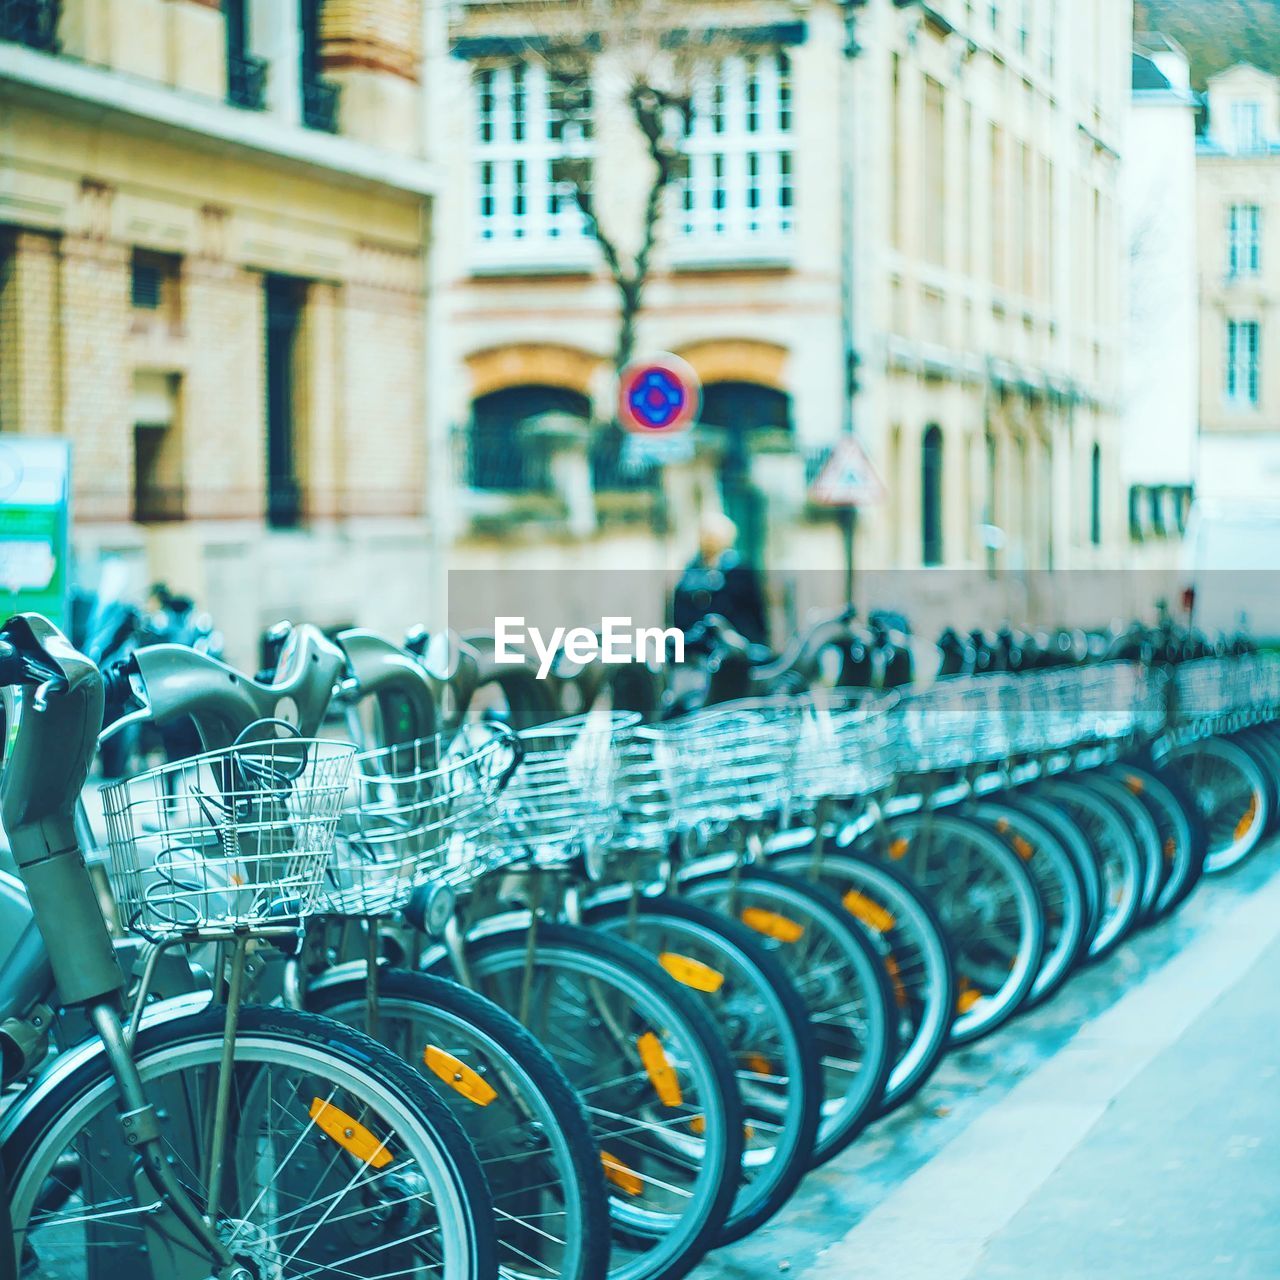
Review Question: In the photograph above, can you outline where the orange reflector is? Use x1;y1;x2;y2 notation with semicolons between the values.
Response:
843;889;896;933
955;980;982;1014
1012;835;1035;862
1123;774;1145;795
309;1098;393;1168
888;837;910;860
741;907;805;943
689;1114;706;1135
995;818;1010;834
659;952;725;993
884;953;909;1010
1164;836;1176;863
744;1051;774;1076
601;1150;643;1196
424;1045;498;1107
1235;797;1258;842
637;1032;683;1107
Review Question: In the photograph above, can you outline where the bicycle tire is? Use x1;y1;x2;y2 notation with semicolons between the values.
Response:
1162;736;1271;874
585;894;820;1244
3;1003;497;1280
966;799;1089;1009
429;922;743;1280
768;841;955;1116
679;865;896;1167
864;810;1045;1046
309;967;611;1280
1035;779;1144;960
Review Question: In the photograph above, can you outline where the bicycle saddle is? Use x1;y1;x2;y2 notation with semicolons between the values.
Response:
128;622;345;751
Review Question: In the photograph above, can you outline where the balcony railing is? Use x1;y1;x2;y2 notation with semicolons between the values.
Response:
133;485;186;525
460;422;552;494
227;51;268;111
590;428;658;493
301;76;341;133
0;0;59;51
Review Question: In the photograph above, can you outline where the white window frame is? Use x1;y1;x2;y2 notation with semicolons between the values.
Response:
1230;100;1264;153
1225;318;1261;408
1228;203;1262;277
472;61;595;268
676;51;794;262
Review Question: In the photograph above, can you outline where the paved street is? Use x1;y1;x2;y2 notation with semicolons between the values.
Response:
701;846;1280;1280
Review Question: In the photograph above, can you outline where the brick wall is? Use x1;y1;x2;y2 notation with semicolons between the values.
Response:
0;231;62;436
184;255;267;520
339;242;425;516
60;233;132;521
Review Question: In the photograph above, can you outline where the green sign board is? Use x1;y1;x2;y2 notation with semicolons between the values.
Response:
0;438;71;628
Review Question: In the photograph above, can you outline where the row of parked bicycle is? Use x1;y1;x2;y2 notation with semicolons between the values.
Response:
0;605;1274;1280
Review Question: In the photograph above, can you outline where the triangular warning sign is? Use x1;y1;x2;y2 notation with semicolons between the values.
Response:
809;437;886;508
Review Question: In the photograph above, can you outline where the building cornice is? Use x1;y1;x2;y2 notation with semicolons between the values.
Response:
0;43;439;199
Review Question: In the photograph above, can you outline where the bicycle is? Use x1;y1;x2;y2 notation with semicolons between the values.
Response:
0;612;497;1280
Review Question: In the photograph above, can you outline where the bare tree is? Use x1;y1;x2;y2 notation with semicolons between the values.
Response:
458;0;730;376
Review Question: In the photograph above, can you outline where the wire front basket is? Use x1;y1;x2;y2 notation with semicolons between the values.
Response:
323;724;521;915
474;711;638;875
791;689;899;805
102;737;356;940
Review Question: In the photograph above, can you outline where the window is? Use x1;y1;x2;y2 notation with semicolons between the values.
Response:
990;124;1006;288
473;63;593;255
1018;0;1031;54
923;77;946;266
680;52;794;248
922;425;944;567
989;2;999;32
1226;319;1261;407
1230;100;1264;153
300;0;340;132
468;386;586;492
1090;444;1102;547
1228;204;1262;276
225;0;266;110
265;274;306;528
132;372;184;523
131;250;181;327
890;54;902;250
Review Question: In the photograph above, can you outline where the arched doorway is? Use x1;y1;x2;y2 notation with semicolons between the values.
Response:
699;381;793;568
469;385;590;491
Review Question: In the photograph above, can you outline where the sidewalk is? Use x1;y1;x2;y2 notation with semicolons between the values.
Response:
804;862;1280;1280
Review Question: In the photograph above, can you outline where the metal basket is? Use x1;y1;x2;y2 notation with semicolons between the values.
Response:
474;711;638;874
894;675;1020;773
649;697;801;827
322;724;520;915
791;689;900;805
1172;658;1239;731
102;737;356;940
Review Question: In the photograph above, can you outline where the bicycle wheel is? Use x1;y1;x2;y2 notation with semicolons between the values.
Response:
1035;778;1146;959
865;811;1045;1046
1162;736;1271;874
4;1004;496;1280
997;791;1104;947
968;798;1089;1009
1087;775;1164;923
679;866;895;1167
768;842;954;1116
309;967;610;1280
431;922;743;1280
1105;762;1207;920
585;894;820;1244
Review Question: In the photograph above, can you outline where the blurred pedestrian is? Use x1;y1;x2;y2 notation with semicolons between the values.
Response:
673;513;769;645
